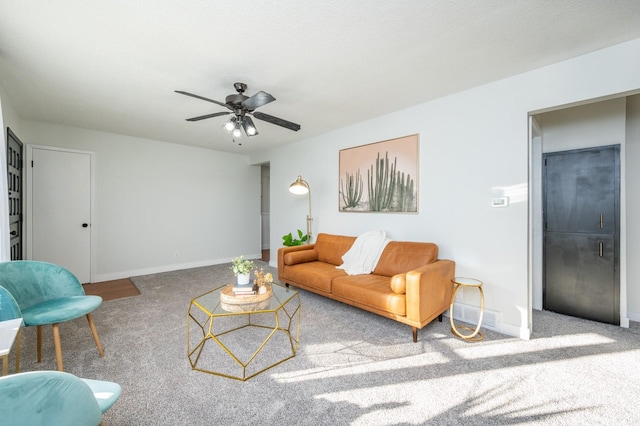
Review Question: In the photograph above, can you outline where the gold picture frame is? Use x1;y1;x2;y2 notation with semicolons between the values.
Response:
339;134;418;213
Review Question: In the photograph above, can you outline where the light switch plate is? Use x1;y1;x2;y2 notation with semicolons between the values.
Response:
491;197;509;207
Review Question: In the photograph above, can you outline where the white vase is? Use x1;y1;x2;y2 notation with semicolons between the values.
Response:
236;273;251;286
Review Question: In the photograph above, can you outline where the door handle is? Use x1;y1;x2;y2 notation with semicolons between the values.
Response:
599;214;604;229
82;223;89;228
599;241;604;257
10;231;17;236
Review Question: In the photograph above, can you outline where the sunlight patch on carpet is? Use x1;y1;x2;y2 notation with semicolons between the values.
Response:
452;333;615;360
271;351;450;383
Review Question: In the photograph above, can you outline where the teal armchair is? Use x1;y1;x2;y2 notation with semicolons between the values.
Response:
0;370;121;426
0;261;104;371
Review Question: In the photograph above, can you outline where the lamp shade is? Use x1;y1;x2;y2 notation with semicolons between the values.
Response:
289;176;309;195
288;175;313;243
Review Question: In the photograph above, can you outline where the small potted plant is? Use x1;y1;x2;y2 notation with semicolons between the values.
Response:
282;229;309;246
231;255;254;286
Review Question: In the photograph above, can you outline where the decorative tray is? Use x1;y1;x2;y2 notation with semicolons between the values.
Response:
220;284;272;312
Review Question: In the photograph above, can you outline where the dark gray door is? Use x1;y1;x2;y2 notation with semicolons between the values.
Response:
543;145;619;324
6;128;23;260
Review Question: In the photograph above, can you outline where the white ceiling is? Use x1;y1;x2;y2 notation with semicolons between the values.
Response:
1;1;640;154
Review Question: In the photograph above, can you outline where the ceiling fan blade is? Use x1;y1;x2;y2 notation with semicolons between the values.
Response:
252;111;301;131
175;90;230;109
186;111;231;122
242;91;275;111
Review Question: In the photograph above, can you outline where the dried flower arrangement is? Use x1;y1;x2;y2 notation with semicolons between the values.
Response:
253;268;273;287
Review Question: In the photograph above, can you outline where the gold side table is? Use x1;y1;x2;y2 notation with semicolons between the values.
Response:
450;277;484;341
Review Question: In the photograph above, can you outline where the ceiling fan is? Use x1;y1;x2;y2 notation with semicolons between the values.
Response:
175;82;301;139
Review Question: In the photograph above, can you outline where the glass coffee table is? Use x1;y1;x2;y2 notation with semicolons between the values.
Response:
188;282;300;381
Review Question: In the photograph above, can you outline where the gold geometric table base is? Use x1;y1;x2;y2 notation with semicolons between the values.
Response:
188;284;301;381
450;277;484;342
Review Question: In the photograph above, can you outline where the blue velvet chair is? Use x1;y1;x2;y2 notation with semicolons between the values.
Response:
0;370;121;426
0;285;23;375
0;261;104;371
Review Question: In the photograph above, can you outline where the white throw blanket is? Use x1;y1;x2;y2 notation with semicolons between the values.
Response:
337;230;390;275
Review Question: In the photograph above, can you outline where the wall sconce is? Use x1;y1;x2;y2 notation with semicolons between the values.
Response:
289;175;312;242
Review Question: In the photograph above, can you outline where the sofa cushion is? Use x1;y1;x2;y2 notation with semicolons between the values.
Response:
314;233;356;266
283;261;347;293
390;273;406;294
284;250;318;265
373;241;438;277
332;274;406;316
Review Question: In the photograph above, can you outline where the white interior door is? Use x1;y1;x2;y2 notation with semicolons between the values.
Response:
29;147;92;283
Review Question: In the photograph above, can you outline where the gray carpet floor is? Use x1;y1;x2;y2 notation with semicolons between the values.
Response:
12;261;640;425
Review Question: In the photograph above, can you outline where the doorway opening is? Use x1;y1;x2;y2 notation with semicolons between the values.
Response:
260;163;270;263
530;95;639;331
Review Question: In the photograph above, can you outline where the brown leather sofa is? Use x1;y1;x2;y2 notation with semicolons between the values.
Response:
277;233;455;342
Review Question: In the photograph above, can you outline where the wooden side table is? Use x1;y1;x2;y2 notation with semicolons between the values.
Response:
450;277;484;341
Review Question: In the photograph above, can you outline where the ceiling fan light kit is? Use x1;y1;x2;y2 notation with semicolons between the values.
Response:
176;82;300;142
242;116;258;136
223;117;236;132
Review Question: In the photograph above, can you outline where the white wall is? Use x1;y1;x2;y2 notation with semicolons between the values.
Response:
0;87;7;261
0;83;22;261
0;81;22;137
627;95;640;320
537;98;627;153
258;38;640;338
20;121;262;281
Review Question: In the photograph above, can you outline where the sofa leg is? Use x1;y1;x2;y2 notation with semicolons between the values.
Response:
438;314;443;322
412;327;418;343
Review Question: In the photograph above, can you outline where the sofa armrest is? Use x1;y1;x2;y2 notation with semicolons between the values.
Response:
277;244;317;281
405;259;455;326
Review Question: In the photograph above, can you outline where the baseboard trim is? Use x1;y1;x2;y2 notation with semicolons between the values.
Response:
93;253;262;282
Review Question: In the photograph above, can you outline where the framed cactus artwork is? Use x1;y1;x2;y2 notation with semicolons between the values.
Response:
339;134;418;213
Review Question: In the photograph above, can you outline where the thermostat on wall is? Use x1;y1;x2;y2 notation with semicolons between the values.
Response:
491;197;509;208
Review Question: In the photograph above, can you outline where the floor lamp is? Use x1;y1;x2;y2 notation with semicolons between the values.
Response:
289;175;312;242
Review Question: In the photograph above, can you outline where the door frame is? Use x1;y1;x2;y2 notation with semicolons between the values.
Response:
25;144;97;282
528;116;543;337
